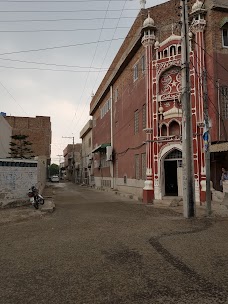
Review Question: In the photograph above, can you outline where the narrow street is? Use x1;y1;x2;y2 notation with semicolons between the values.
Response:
0;182;228;304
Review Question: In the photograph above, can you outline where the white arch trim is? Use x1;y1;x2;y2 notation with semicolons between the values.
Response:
159;143;182;162
154;143;183;199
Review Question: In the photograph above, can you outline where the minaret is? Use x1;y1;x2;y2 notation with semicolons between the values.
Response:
141;13;156;203
140;0;146;9
190;0;207;202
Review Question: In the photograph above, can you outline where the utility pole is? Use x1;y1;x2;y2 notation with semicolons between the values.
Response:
180;0;195;218
57;154;62;179
62;136;75;183
203;70;211;215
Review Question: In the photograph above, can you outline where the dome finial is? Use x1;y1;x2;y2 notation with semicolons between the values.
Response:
140;0;146;9
142;11;155;29
192;0;204;13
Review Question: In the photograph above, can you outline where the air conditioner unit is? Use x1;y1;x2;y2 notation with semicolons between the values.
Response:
106;146;112;161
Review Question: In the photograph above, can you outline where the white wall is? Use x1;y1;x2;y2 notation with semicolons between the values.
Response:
0;159;38;207
0;115;12;158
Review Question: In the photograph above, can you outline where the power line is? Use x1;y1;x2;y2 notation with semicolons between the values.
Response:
0;57;109;69
0;26;130;33
0;0;130;2
194;40;228;76
0;16;135;23
0;36;131;56
0;64;108;72
0;9;139;13
0;80;28;115
71;0;130;131
65;0;114;132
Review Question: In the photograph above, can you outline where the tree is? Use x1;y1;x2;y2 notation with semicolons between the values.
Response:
49;163;59;176
9;134;34;159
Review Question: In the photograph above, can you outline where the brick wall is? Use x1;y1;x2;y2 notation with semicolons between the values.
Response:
5;116;51;159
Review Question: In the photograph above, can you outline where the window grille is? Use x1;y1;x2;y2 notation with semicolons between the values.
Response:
0;161;37;167
142;104;146;129
221;86;228;119
134;110;139;134
135;154;140;180
100;98;111;119
141;55;145;73
165;149;182;159
133;63;139;81
222;28;228;47
114;88;118;102
141;153;146;180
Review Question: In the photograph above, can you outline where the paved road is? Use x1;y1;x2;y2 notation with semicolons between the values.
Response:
0;182;228;304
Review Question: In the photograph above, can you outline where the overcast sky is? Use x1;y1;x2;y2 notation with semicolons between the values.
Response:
0;0;167;164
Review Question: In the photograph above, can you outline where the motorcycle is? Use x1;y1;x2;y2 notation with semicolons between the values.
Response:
27;186;45;209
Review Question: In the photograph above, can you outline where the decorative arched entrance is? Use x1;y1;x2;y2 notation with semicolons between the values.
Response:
164;149;182;196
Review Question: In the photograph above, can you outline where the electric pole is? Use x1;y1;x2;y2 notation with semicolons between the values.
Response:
62;136;75;183
203;70;211;215
180;0;195;218
57;154;62;179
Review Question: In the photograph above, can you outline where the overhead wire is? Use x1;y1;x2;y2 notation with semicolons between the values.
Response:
64;0;114;133
0;9;139;13
71;0;130;131
0;36;134;56
0;80;28;115
0;26;131;33
0;16;135;23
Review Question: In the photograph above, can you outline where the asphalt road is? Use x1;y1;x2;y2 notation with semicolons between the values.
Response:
0;182;228;304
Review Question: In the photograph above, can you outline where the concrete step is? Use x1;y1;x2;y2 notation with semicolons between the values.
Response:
40;200;55;213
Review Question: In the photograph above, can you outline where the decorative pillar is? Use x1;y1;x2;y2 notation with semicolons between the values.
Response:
141;14;156;203
190;0;207;202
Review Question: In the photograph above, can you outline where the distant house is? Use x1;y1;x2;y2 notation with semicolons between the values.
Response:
63;143;82;182
80;120;93;185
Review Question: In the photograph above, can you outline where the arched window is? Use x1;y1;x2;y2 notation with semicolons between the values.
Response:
161;124;167;136
169;121;180;136
177;46;181;54
222;22;228;47
164;49;168;57
170;46;176;56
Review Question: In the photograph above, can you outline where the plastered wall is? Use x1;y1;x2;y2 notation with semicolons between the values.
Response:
0;160;38;207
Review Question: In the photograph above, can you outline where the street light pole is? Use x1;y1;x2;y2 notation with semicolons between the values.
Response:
181;0;195;218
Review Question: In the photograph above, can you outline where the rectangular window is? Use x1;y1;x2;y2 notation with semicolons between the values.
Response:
141;153;146;180
221;86;228;119
88;137;91;147
114;88;118;102
142;104;146;129
141;55;145;73
133;63;139;81
101;155;109;168
135;154;140;180
134;110;139;134
222;28;228;47
115;159;118;178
